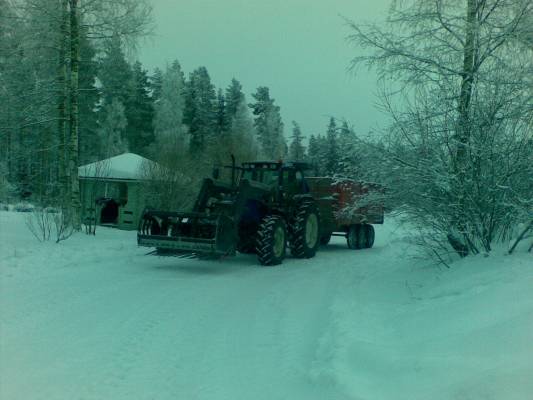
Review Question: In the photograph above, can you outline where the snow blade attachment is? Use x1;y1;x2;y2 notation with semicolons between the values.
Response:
137;210;237;257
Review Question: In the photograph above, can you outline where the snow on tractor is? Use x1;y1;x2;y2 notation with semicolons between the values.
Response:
137;158;384;266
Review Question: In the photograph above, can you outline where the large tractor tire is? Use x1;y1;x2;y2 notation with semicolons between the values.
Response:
256;215;287;266
290;202;320;258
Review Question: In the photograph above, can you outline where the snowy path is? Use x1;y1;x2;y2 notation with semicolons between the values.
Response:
1;211;532;400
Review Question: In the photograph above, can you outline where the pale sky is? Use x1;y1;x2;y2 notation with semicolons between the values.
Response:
139;0;391;139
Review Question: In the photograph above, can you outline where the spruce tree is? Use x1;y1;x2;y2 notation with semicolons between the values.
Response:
99;98;128;158
153;60;186;149
125;61;155;156
225;78;245;123
150;67;164;104
183;66;217;153
97;35;132;157
337;121;359;176
98;35;132;107
289;121;305;161
215;88;228;136
325;117;339;175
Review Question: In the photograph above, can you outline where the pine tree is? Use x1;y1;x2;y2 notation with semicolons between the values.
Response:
249;86;285;159
289;121;305;161
183;66;217;153
125;61;155;156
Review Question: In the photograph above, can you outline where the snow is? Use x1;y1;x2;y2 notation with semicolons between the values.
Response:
1;210;532;400
78;153;155;181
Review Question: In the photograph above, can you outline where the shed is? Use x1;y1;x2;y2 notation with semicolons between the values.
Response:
78;153;155;230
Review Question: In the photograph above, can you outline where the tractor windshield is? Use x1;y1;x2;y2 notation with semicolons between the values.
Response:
241;168;279;186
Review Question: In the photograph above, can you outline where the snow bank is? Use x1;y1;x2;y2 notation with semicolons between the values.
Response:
311;232;533;400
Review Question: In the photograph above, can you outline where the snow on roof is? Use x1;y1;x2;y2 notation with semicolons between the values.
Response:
78;153;156;181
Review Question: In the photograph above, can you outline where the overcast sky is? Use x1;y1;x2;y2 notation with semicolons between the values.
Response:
139;0;390;139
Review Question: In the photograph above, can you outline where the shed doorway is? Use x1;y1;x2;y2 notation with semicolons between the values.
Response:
100;199;119;224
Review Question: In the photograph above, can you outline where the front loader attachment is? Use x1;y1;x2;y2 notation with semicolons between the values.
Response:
137;210;237;257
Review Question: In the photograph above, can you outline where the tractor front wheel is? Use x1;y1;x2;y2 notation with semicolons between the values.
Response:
256;216;287;266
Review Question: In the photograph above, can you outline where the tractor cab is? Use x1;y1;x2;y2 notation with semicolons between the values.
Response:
240;161;311;196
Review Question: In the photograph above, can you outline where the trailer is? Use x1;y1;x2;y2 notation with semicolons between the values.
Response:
307;177;384;249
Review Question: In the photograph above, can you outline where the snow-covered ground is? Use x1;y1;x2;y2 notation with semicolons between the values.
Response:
1;210;532;400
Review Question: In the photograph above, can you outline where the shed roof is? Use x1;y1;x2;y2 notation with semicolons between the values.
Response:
78;153;155;181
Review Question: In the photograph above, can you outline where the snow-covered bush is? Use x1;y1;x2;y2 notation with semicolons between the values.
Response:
26;207;75;243
14;202;35;213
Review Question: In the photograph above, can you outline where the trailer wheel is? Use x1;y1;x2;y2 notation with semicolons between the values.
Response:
290;202;320;258
347;224;363;249
320;233;332;245
256;215;287;266
364;224;375;248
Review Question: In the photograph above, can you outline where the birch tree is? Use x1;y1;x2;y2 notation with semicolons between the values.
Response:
346;0;533;258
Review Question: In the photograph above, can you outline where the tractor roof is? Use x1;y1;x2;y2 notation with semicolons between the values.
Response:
241;161;312;170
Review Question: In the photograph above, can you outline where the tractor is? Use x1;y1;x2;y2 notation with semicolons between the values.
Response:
138;159;321;266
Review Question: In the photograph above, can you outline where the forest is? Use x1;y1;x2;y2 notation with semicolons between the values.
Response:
0;0;532;260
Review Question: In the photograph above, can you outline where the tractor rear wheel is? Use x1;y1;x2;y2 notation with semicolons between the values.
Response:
256;215;287;266
290;202;320;258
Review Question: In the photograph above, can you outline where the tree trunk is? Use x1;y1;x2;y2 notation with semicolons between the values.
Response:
68;0;81;229
58;0;68;209
450;0;478;257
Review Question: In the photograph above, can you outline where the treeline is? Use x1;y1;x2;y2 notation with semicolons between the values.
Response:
0;0;366;210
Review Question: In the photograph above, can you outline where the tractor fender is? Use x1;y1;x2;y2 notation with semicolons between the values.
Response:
293;194;316;205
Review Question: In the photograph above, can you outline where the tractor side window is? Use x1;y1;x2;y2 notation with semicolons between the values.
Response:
242;170;258;182
295;171;303;184
296;170;309;193
281;170;291;185
267;170;279;185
